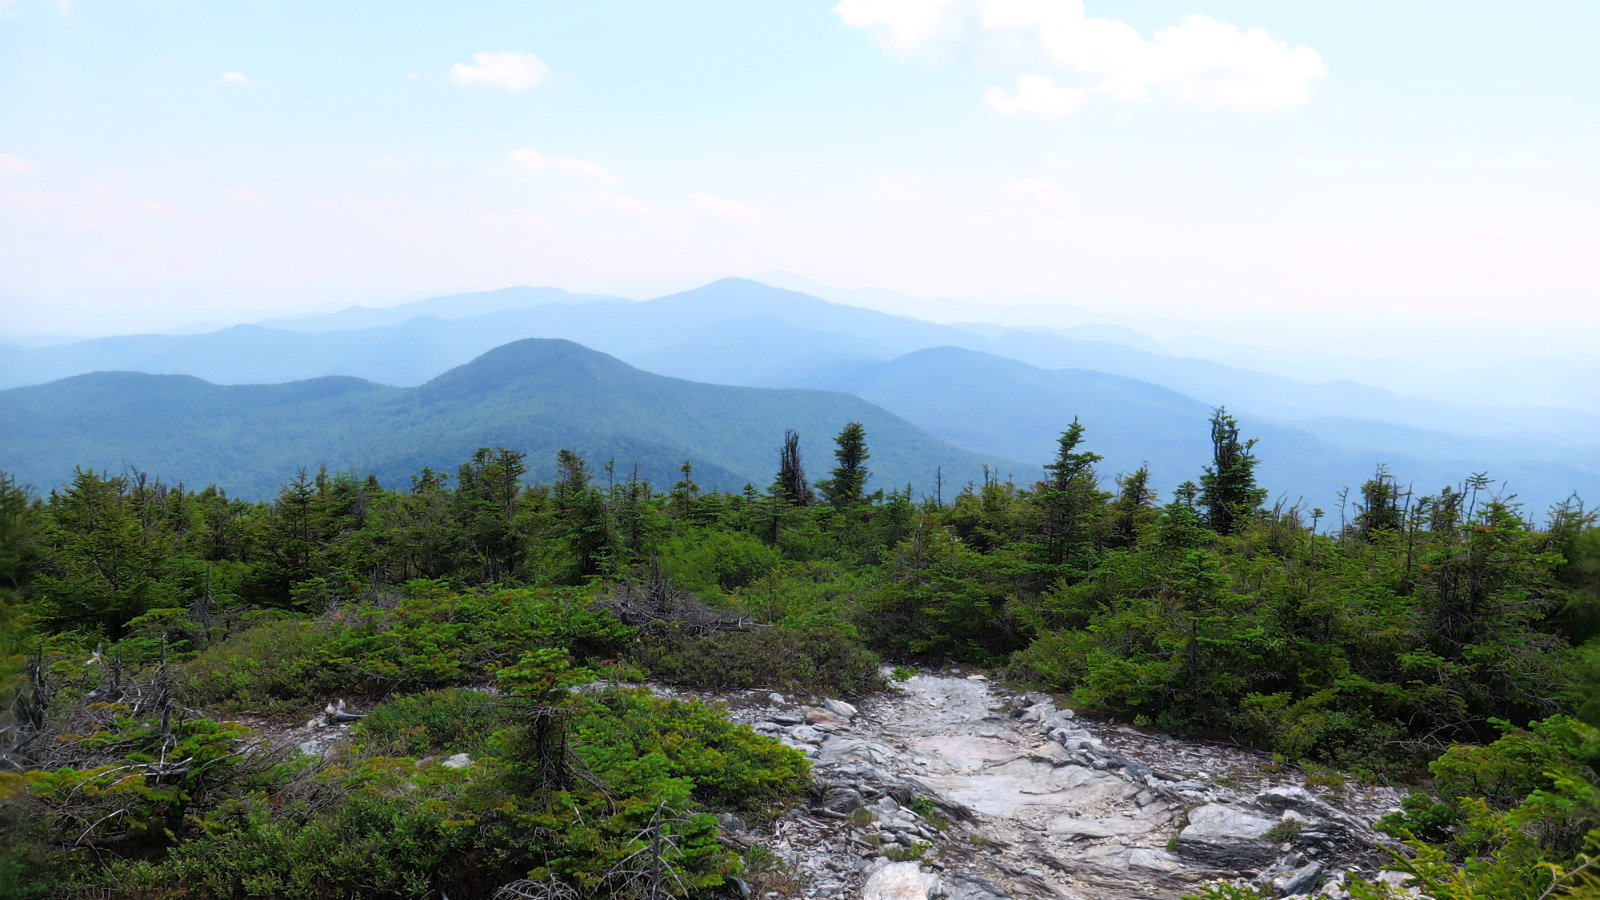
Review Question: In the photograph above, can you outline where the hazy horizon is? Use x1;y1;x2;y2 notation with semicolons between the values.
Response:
3;1;1596;413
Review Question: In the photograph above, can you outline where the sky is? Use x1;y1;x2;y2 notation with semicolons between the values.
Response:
2;0;1597;392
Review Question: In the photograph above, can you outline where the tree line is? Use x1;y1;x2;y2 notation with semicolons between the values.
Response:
1;407;1597;898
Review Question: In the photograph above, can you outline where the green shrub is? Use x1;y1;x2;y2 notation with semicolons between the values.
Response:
573;688;810;817
183;615;348;709
353;688;509;756
661;529;782;596
884;841;930;862
632;625;881;696
184;588;636;708
737;561;872;637
1237;689;1412;775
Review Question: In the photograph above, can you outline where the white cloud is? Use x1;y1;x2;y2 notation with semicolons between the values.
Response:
509;148;619;185
841;0;1325;113
833;0;962;53
1145;15;1326;110
1005;176;1064;207
472;208;551;232
0;151;36;175
561;190;651;215
220;186;267;205
864;174;928;205
369;154;406;173
689;192;757;222
313;195;402;214
449;51;549;92
984;75;1087;116
595;191;649;215
405;73;420;81
219;71;253;87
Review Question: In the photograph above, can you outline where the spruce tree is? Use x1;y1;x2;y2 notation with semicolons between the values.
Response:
1026;419;1107;585
819;422;870;509
1197;407;1267;535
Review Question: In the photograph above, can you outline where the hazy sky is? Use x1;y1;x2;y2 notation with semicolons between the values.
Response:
2;1;1597;345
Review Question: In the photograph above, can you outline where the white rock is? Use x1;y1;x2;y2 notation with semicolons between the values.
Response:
788;725;825;745
1176;803;1279;867
862;861;944;900
822;697;858;721
441;753;472;769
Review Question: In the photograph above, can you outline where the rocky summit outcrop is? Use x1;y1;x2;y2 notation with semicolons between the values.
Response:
689;669;1405;900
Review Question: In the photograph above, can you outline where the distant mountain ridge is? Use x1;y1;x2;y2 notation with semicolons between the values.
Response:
4;278;1590;447
256;286;627;333
789;346;1598;514
2;278;1593;511
0;339;1024;500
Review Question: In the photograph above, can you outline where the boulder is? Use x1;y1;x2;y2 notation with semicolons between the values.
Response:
823;697;859;721
1176;803;1278;867
1274;861;1324;896
817;785;865;814
815;737;901;768
863;861;945;900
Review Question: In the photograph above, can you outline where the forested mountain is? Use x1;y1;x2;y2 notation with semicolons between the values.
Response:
787;346;1600;514
5;278;1594;512
0;339;1021;500
6;279;1594;452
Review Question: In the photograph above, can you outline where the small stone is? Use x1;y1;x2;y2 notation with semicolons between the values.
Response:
789;725;826;745
1376;871;1413;888
769;692;786;704
822;698;859;721
1274;861;1323;896
818;785;865;814
802;706;849;728
441;753;472;769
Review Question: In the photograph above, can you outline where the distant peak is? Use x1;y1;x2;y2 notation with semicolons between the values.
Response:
423;337;636;392
651;277;830;310
703;276;771;289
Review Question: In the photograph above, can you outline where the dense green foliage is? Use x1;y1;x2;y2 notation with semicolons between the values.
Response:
2;408;1597;897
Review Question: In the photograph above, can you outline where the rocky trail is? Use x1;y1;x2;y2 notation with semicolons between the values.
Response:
695;669;1407;900
267;669;1409;899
